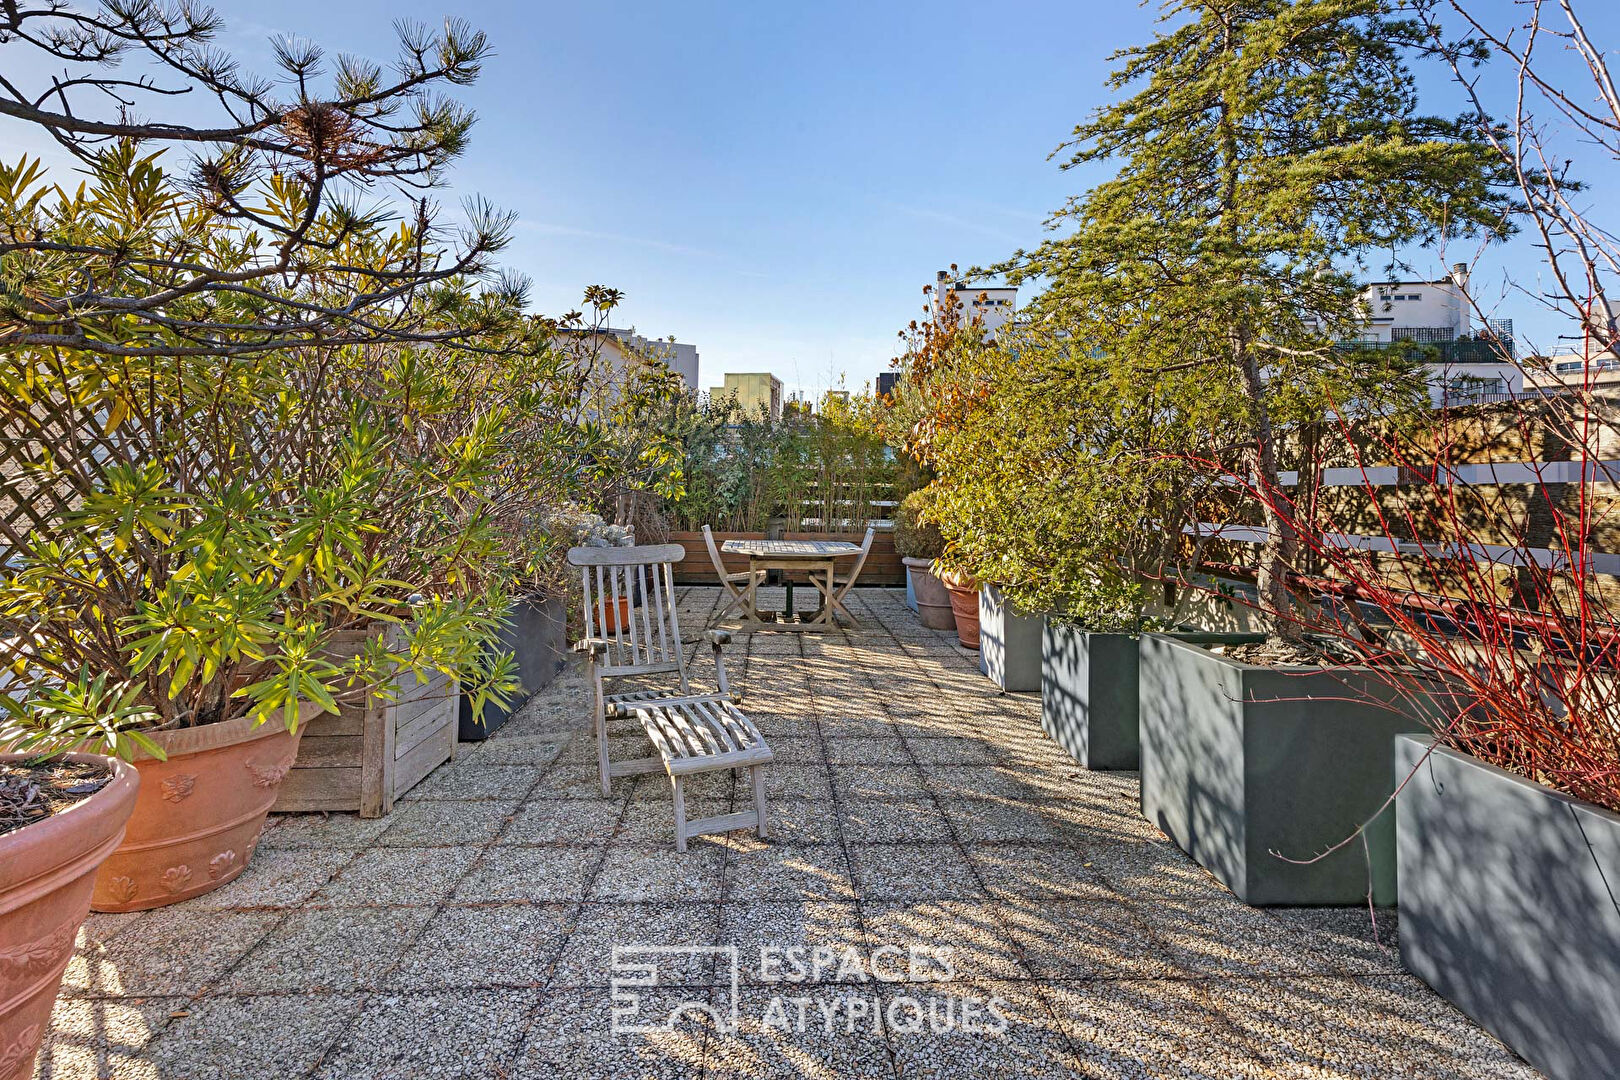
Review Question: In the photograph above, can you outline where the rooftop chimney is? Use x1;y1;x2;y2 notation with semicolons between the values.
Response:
1450;262;1470;290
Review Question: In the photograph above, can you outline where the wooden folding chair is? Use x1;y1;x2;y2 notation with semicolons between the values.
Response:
815;526;876;628
702;524;766;625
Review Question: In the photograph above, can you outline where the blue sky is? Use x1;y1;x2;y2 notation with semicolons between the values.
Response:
6;2;1613;393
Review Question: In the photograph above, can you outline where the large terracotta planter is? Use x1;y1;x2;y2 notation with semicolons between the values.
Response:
941;573;981;650
92;710;311;912
1;754;138;1080
903;557;954;631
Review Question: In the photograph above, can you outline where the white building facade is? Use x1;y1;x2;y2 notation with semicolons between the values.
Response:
1343;265;1519;406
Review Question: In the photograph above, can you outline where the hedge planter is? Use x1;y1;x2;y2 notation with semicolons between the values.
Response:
1043;629;1267;771
979;586;1042;691
903;557;954;631
459;593;567;741
1138;635;1429;905
93;709;312;911
1;754;138;1080
1395;736;1620;1080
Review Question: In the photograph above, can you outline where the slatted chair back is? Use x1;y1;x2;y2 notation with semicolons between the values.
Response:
833;526;878;602
700;526;734;586
568;543;690;689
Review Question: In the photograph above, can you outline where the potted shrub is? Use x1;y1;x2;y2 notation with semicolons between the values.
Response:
893;491;954;631
0;749;138;1080
938;567;981;650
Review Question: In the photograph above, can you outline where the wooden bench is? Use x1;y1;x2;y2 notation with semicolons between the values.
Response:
570;544;774;851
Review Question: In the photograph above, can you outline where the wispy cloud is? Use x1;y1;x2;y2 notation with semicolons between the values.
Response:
514;219;723;260
881;201;1035;246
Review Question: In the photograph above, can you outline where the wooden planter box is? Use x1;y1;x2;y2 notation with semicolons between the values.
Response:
273;629;458;817
668;529;904;586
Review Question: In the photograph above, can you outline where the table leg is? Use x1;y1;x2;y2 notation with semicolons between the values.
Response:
784;577;794;622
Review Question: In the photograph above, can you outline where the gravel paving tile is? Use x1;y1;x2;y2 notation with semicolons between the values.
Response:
831;764;930;802
847;843;985;901
313;989;538;1079
722;841;856;902
34;996;180;1080
454;846;604;903
763;736;826;765
499;797;624;844
994;898;1177;979
1136;896;1327;976
761;798;841;844
936;797;1066;843
1042;978;1270;1078
918;764;1056;800
58;909;280;997
705;985;894;1079
258;812;397;850
758;763;833;802
1268;907;1404;976
401;763;547;801
177;848;354;910
861;899;1029;980
519;987;708;1079
143;993;365;1080
224;906;434;992
838;800;953;844
387;903;573;988
550;902;722;987
311;845;481;906
903;737;1000;765
614;797;731;844
824;737;911;765
1203;975;1544;1079
719;901;866;985
461;733;567;767
590;844;726;902
967;844;1117;901
882;979;1076;1080
376;797;523;847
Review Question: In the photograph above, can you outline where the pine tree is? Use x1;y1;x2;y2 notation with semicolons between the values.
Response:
1005;0;1516;638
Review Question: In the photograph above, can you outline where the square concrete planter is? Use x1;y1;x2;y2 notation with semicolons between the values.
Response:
1041;625;1142;769
458;593;567;741
1395;735;1620;1080
978;585;1043;691
1138;634;1429;905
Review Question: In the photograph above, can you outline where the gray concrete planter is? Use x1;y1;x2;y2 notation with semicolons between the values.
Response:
1395;735;1620;1080
458;593;567;740
978;585;1043;692
1041;626;1142;769
1138;634;1429;905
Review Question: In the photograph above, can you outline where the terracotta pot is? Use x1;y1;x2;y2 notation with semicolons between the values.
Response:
942;574;982;650
596;595;633;633
903;557;955;631
91;709;311;912
0;753;138;1080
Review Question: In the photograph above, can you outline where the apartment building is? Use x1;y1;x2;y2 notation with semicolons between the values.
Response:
709;372;784;420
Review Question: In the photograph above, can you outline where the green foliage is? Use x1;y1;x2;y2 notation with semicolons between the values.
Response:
660;390;913;533
981;0;1517;634
0;155;674;757
892;490;944;561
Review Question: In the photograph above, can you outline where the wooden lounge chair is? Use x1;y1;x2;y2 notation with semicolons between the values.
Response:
568;543;772;851
702;524;766;625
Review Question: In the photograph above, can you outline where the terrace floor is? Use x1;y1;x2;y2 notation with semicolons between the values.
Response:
37;587;1541;1079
